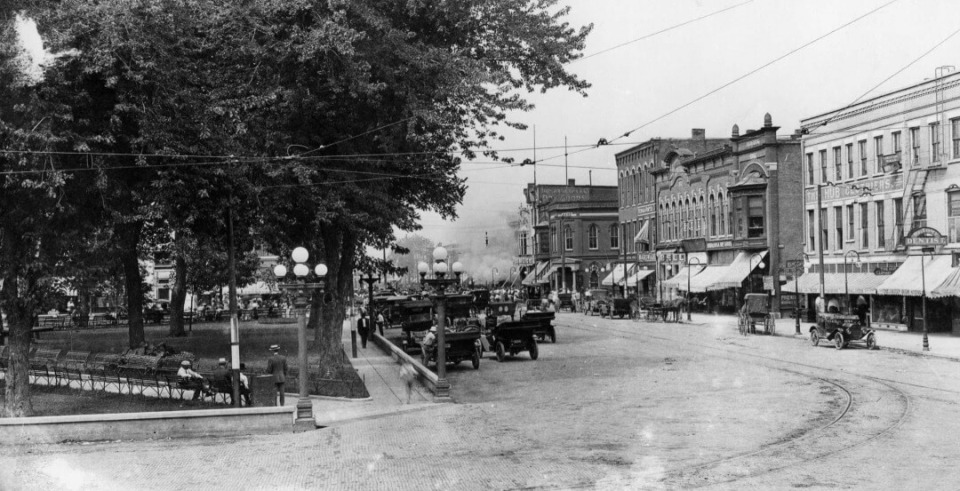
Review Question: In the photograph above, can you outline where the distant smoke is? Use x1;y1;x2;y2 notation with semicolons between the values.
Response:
452;210;521;288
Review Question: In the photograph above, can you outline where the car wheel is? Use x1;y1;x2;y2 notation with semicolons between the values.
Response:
834;332;845;350
549;330;556;344
865;333;877;350
810;329;820;347
472;351;480;369
495;342;505;362
529;338;539;360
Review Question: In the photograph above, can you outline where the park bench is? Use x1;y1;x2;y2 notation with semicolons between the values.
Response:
86;353;123;391
55;351;93;390
118;354;168;397
28;347;65;385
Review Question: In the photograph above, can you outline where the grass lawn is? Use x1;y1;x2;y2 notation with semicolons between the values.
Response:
1;384;222;417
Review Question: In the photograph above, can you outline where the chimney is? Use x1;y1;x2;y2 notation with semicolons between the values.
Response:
567;179;576;186
691;128;705;140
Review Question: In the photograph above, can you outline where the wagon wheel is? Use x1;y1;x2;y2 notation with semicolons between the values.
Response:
865;332;877;350
810;328;820;346
834;332;845;350
495;341;506;362
528;338;539;360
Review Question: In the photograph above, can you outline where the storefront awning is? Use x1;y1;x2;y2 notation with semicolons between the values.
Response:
930;265;960;299
626;267;655;285
601;264;631;286
708;250;768;290
876;255;955;297
686;265;726;292
521;267;540;286
780;272;887;295
634;221;650;244
662;266;698;289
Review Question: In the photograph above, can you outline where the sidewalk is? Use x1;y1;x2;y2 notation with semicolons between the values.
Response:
305;318;437;427
687;312;960;361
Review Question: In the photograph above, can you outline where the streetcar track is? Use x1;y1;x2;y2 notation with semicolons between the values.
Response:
558;317;914;487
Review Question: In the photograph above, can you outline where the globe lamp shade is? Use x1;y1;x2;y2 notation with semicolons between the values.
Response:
434;262;448;274
291;247;309;263
417;261;430;274
758;262;766;269
433;246;448;262
452;261;464;274
293;264;309;277
273;264;287;278
314;264;328;277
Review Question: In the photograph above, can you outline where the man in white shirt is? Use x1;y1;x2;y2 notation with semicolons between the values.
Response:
177;360;211;400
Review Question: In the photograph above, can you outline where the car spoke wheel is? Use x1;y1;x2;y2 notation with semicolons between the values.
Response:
834;332;845;350
472;351;480;369
529;338;539;360
495;342;506;362
810;329;820;346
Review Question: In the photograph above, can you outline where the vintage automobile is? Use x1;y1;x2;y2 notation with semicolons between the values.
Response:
584;288;610;316
602;297;633;319
370;294;411;329
397;299;434;351
557;292;575;312
482;317;539;362
466;289;491;314
421;323;482;370
486;301;517;320
810;312;877;350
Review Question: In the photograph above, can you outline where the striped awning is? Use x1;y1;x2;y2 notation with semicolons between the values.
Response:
709;250;768;290
634;220;650;244
877;255;954;297
930;266;960;299
780;272;887;295
626;267;655;285
601;264;631;286
662;267;698;289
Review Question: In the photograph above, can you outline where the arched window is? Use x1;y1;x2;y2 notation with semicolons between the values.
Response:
719;192;727;235
564;225;574;251
698;196;705;236
684;199;691;238
634;172;640;203
710;194;717;237
588;224;598;249
609;224;620;249
673;202;679;240
589;270;599;288
551;226;557;251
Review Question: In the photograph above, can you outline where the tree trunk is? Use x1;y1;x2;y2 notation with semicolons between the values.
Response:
313;225;356;377
1;233;35;417
168;254;187;337
119;223;145;348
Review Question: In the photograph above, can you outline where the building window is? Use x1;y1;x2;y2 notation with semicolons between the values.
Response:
834;146;842;181
835;206;843;246
157;288;170;301
734;196;745;238
874;135;883;173
913;193;927;230
860;203;869;249
876;200;885;249
910;127;920;166
931;123;941;163
821;208;829;251
588;224;598;250
846;143;854;179
949;191;960;243
564;226;573;251
709;195;717;236
806;153;814;185
893;197;903;246
610;224;619;249
952;119;960;158
819;149;828;183
892;131;901;155
721;194;728;236
747;196;765;238
538;231;549;254
859;140;867;175
846;204;854;243
551;227;557;252
519;231;528;255
808;210;816;252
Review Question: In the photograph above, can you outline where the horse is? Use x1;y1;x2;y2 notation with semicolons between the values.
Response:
661;298;687;322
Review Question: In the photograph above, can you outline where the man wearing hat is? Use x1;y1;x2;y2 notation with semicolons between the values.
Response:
265;344;288;406
420;325;437;364
177;360;211;400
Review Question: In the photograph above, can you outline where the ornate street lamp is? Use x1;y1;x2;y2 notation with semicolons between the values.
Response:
843;250;861;314
417;246;463;400
273;246;327;430
359;271;379;334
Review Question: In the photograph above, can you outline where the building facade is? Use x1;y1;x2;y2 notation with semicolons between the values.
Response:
520;180;619;295
652;114;803;315
795;71;960;333
615;130;729;298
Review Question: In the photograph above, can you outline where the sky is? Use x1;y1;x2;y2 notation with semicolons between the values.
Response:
16;2;960;281
416;0;960;269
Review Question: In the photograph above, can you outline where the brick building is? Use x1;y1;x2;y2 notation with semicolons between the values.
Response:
519;180;619;295
791;70;960;334
652;114;803;315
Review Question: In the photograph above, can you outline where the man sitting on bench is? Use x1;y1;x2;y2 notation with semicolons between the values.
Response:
178;360;213;400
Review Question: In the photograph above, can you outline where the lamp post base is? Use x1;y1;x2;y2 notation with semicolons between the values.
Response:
434;378;451;402
293;397;316;432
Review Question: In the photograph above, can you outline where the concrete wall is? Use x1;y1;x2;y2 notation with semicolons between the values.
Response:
0;406;294;445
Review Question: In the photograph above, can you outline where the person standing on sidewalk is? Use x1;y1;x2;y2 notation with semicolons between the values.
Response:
357;312;371;348
266;344;288;406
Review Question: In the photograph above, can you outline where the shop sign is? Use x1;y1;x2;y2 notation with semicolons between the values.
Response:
538;186;590;203
637;252;657;263
873;263;898;275
636;203;655;216
762;275;774;291
658;252;687;263
805;174;903;203
904;227;947;247
707;240;733;250
681;238;707;252
784;259;804;273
